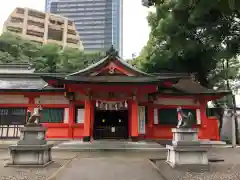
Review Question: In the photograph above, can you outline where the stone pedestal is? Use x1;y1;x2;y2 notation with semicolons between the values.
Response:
166;128;209;169
5;124;53;167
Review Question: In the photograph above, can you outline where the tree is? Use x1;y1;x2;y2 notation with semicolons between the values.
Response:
136;0;240;138
33;44;60;73
138;0;240;87
0;32;104;73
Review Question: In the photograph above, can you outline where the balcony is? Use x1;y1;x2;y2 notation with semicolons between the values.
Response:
6;22;23;29
49;17;64;25
47;39;63;46
11;13;24;19
48;23;63;31
6;27;22;34
27;25;44;33
68;25;76;30
66;43;82;49
67;34;79;40
27;16;45;24
24;35;43;42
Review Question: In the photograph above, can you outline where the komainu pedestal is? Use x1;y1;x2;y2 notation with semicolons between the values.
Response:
5;124;53;167
166;128;209;169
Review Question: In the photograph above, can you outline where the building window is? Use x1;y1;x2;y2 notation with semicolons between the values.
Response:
40;108;64;123
0;108;27;125
158;108;197;125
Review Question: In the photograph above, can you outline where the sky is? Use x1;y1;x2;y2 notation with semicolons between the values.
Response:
0;0;152;59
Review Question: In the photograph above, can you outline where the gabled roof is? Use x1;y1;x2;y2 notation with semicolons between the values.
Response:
151;78;231;96
68;46;151;77
0;63;35;74
0;73;66;92
42;75;180;85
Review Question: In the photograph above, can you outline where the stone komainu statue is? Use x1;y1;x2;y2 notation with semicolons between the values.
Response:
177;106;194;128
27;103;43;124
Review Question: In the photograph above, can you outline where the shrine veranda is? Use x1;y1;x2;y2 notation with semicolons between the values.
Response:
0;48;230;141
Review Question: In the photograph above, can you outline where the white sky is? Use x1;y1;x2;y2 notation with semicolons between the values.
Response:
0;0;152;59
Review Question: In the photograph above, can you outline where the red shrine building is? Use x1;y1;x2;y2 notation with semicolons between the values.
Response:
0;47;230;141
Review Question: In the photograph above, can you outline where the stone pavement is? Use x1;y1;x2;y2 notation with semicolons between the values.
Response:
0;148;240;180
48;151;166;180
0;150;79;180
153;148;240;180
0;150;166;180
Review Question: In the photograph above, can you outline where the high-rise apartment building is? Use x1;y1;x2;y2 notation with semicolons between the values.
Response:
46;0;123;57
3;7;83;50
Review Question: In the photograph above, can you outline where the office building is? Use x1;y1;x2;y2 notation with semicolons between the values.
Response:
46;0;123;57
3;7;83;50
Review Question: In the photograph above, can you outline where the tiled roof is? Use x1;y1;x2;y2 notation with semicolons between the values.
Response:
164;78;231;95
68;55;151;77
42;75;180;84
0;78;46;89
0;73;66;91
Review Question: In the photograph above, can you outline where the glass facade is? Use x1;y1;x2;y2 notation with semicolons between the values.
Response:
46;0;123;57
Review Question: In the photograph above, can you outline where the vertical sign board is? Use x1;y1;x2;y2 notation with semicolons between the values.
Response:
64;108;69;123
154;108;158;125
196;109;201;125
76;108;85;124
138;106;146;134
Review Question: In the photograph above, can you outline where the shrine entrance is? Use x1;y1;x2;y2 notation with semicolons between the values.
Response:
93;100;129;140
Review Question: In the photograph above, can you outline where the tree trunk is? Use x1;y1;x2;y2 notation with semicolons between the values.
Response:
232;94;239;144
213;103;224;136
226;59;239;145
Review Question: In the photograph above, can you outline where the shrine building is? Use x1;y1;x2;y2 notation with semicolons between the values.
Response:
0;47;230;141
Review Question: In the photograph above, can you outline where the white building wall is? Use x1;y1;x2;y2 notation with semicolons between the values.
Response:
154;97;200;106
0;95;28;104
35;95;69;104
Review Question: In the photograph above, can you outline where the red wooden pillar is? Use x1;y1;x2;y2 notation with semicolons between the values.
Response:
130;99;138;140
90;100;95;140
147;105;154;139
83;98;91;141
128;100;132;137
200;101;208;129
68;102;75;138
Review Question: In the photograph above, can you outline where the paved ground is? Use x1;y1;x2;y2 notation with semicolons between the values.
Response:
0;150;78;180
0;148;240;180
0;151;166;180
154;148;240;180
52;152;165;180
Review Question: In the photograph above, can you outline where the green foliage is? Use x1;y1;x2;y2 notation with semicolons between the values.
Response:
0;32;104;73
136;0;240;89
137;0;240;137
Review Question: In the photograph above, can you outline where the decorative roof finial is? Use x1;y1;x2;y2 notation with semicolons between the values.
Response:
106;45;118;57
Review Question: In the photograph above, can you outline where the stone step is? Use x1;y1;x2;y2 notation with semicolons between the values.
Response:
158;139;228;147
200;140;227;147
52;147;167;152
52;140;166;152
0;140;64;149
